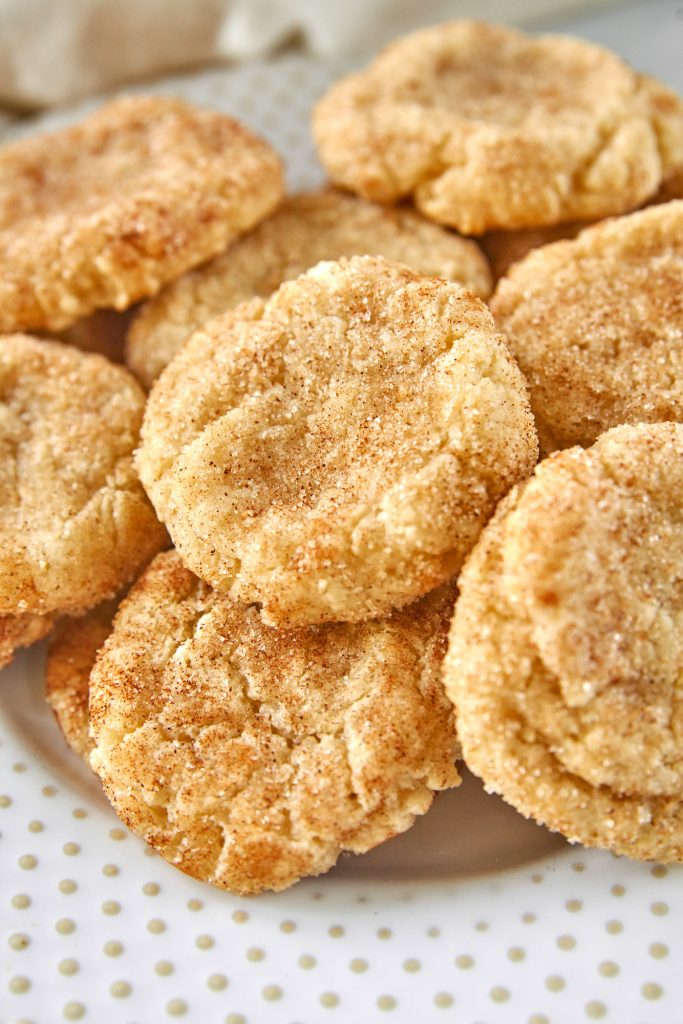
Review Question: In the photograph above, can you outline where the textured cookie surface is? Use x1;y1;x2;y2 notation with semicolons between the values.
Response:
491;201;683;451
0;96;283;332
644;75;683;198
138;255;537;627
45;603;116;759
313;21;672;234
89;551;461;894
0;613;53;672
445;423;683;862
479;77;683;280
127;189;492;387
0;335;167;615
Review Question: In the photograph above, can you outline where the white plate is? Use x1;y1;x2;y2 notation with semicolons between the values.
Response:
2;19;683;1024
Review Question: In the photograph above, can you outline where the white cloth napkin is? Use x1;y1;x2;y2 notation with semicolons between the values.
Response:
0;0;618;110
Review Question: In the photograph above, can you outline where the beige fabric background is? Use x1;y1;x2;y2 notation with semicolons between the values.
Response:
0;0;619;110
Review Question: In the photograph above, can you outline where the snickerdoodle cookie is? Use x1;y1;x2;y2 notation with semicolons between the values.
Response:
126;189;492;387
45;602;117;759
313;22;674;234
0;96;283;332
0;335;167;616
89;551;460;894
0;613;54;672
138;256;537;627
445;423;683;862
480;75;683;279
491;201;683;451
645;75;683;197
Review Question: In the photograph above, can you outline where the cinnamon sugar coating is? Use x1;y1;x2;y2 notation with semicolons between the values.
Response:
138;256;537;627
89;551;460;894
480;76;683;280
445;424;683;862
0;612;54;671
0;335;167;616
313;22;674;234
491;201;683;451
644;75;683;195
126;189;492;388
0;96;283;332
45;602;117;759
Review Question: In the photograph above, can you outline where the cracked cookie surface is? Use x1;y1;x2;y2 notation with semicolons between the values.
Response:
126;189;492;388
0;96;283;332
313;21;671;234
444;423;683;862
138;255;537;627
0;335;167;615
491;201;683;452
89;550;460;894
480;76;683;282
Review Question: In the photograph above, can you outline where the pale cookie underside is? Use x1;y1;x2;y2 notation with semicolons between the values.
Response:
446;424;683;862
45;602;117;760
0;96;284;332
313;22;670;233
0;334;167;615
89;551;460;894
490;201;683;450
0;612;54;671
126;189;492;388
138;256;537;627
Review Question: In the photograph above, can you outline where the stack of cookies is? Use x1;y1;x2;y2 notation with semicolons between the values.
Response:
2;20;682;894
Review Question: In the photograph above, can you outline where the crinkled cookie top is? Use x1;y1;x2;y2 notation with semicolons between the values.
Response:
138;255;537;627
89;551;460;894
313;21;679;233
0;96;283;331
